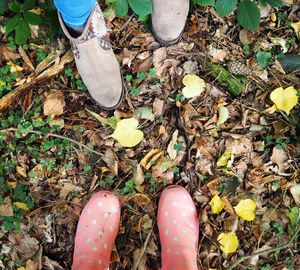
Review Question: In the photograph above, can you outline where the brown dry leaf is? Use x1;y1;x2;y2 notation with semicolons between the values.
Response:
270;146;288;174
102;148;119;176
221;196;235;215
153;98;164;117
152;157;173;179
43;91;66;116
134;164;145;185
0;197;13;216
0;45;21;62
140;149;163;170
26;259;39;270
17;235;39;259
59;183;78;199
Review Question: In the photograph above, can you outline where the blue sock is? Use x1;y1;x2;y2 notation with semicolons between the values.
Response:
53;0;96;29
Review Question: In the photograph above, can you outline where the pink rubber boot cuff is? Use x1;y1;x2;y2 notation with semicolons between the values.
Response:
158;185;199;270
72;191;120;270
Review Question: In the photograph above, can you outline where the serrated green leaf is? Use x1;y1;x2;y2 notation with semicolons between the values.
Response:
216;0;237;16
192;0;215;6
237;0;261;31
128;0;152;17
24;11;42;25
5;14;20;34
15;19;30;45
22;0;36;10
115;0;129;17
256;51;272;68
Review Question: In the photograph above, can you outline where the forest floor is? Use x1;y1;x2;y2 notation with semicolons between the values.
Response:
0;1;300;270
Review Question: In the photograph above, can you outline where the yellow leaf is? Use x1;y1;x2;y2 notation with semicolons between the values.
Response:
17;267;25;270
111;118;144;147
218;232;239;254
140;149;163;170
13;202;29;211
217;151;231;167
234;199;256;221
291;21;300;40
7;61;23;73
209;195;225;214
182;74;205;98
216;106;229;126
270;86;298;115
0;81;5;87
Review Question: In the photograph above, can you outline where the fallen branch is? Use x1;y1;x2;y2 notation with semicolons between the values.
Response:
0;50;73;113
0;127;104;157
227;225;300;269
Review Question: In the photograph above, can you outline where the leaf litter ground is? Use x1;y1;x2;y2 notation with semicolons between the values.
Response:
0;2;300;270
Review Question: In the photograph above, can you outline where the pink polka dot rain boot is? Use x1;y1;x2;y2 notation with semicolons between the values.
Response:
72;191;120;270
158;185;199;270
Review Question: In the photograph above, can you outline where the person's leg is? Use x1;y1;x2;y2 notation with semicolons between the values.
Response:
72;191;120;270
158;185;199;270
53;0;96;29
151;0;189;45
53;1;124;110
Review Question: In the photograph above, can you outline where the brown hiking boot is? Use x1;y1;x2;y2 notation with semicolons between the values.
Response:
58;3;124;110
151;0;190;45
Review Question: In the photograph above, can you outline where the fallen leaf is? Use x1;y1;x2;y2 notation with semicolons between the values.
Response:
182;74;206;98
134;106;155;121
291;21;300;40
86;109;117;128
140;149;163;170
209;195;225;214
134;164;145;185
167;130;179;160
217;232;239;254
13;202;29;211
153;98;164;117
111;118;144;147
234;199;256;221
290;184;300;205
217;151;232;167
43;91;66;116
16;166;27;178
270;86;298;115
26;259;39;270
7;61;23;72
270;146;288;174
216;106;229;126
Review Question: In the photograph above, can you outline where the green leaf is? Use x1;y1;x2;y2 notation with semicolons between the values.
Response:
0;0;7;15
128;0;152;17
265;0;283;7
22;0;36;10
256;51;272;68
237;0;261;31
216;0;237;16
9;2;21;13
193;0;215;6
115;0;129;17
15;20;30;45
23;11;42;25
5;14;20;34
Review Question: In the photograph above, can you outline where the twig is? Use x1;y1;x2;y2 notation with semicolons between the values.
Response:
0;50;73;112
131;224;154;270
0;128;104;157
227;225;300;270
118;13;134;32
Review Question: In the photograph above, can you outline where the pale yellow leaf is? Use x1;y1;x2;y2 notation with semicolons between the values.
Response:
182;74;205;98
291;21;300;40
217;151;231;167
112;118;144;147
270;86;298;115
218;232;239;254
209;195;225;214
216;106;229;126
13;202;29;211
167;130;178;160
17;267;25;270
234;199;256;221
